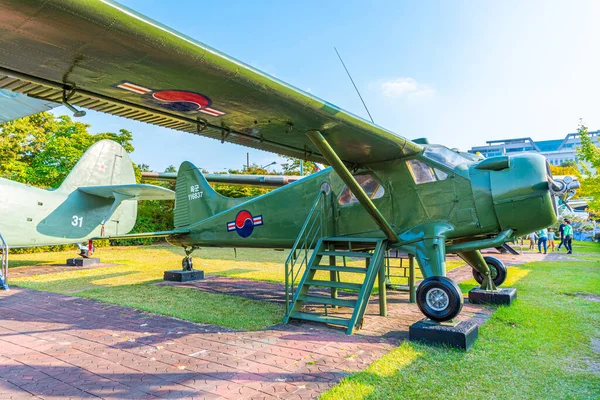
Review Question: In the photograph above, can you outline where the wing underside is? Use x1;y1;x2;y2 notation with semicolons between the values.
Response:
0;0;422;166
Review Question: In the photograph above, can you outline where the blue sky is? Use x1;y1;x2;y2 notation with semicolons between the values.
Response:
55;0;600;172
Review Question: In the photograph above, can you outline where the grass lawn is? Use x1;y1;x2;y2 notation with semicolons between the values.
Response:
323;252;600;399
9;245;463;330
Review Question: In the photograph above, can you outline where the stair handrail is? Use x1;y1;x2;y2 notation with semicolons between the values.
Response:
285;190;328;315
0;232;8;290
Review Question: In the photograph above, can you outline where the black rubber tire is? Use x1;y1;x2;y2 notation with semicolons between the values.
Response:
416;276;464;322
472;256;507;286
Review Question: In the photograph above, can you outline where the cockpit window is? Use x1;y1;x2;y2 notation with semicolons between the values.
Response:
434;168;448;180
406;160;436;184
423;146;469;169
338;174;384;205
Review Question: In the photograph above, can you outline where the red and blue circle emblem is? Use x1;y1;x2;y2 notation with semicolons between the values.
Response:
227;210;263;238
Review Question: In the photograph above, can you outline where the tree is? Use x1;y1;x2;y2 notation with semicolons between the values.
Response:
280;155;320;175
212;164;273;198
560;159;577;168
576;121;600;213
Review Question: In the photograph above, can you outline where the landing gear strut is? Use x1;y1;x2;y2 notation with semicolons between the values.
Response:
181;246;197;271
472;256;507;287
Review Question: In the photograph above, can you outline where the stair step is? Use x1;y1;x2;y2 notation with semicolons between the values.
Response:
322;237;384;243
298;295;357;308
289;311;350;327
318;251;373;258
304;280;363;290
311;265;367;273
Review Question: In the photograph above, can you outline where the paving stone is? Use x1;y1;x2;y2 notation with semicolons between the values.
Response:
0;252;530;399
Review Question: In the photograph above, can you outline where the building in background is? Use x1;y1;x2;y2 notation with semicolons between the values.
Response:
468;130;600;166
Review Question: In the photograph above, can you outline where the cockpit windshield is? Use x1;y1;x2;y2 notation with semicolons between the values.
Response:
423;146;470;169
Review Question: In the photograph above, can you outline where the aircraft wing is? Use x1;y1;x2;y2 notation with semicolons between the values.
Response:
0;0;422;166
92;228;189;241
0;89;59;124
142;171;303;187
79;184;175;200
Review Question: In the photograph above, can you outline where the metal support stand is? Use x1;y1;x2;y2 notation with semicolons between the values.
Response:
378;256;387;316
0;233;9;290
408;254;416;303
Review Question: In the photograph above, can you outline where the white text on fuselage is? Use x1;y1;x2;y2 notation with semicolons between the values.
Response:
189;184;203;200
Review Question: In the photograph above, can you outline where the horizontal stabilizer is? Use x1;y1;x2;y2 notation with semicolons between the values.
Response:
79;184;175;200
92;229;189;241
0;88;58;123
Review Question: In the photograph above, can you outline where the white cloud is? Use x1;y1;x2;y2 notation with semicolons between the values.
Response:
377;77;435;99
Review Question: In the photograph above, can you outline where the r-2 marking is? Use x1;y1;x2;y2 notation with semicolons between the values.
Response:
189;184;203;200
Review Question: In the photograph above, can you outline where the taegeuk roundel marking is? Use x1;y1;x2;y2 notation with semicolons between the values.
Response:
227;210;263;238
113;81;225;117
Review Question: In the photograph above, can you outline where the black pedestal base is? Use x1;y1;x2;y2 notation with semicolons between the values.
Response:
409;319;478;350
469;287;517;305
67;258;100;267
164;270;205;282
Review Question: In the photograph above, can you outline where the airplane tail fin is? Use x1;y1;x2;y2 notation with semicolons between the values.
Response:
174;161;244;228
59;140;136;192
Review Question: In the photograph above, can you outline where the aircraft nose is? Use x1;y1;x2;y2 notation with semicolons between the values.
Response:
488;153;557;235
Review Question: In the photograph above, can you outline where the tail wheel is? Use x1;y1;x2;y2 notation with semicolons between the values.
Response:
472;256;507;286
416;276;463;322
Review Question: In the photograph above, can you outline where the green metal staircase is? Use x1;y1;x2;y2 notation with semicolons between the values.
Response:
284;237;387;334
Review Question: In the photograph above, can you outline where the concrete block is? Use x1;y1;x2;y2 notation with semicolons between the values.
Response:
164;269;205;282
469;287;517;306
409;319;478;350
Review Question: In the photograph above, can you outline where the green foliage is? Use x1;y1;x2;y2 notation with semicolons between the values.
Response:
280;155;320;175
0;112;134;188
576;122;600;213
212;164;273;198
560;159;577;168
111;164;177;245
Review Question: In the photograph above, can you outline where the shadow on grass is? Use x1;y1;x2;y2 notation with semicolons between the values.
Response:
8;259;53;268
12;271;141;294
164;245;289;263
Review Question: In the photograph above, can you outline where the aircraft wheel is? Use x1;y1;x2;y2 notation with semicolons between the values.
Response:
472;256;507;286
182;257;193;271
416;276;463;322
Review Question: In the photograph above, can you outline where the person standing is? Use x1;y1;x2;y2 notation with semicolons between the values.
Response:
563;220;573;254
528;232;537;250
537;228;548;254
547;228;556;251
557;219;567;251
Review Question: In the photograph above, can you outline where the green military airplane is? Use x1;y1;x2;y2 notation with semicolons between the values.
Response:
0;0;567;328
0;139;174;288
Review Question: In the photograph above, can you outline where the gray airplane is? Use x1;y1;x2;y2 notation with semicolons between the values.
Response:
0;139;174;289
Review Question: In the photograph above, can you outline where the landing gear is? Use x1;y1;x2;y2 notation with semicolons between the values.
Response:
416;276;463;322
472;256;507;287
181;246;197;271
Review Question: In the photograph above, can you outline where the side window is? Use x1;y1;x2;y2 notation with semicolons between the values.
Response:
434;168;448;180
406;159;436;184
338;175;385;205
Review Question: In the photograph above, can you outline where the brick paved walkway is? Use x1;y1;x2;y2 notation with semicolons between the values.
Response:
0;250;545;399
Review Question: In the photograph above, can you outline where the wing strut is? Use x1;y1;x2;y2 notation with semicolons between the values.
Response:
305;130;399;243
